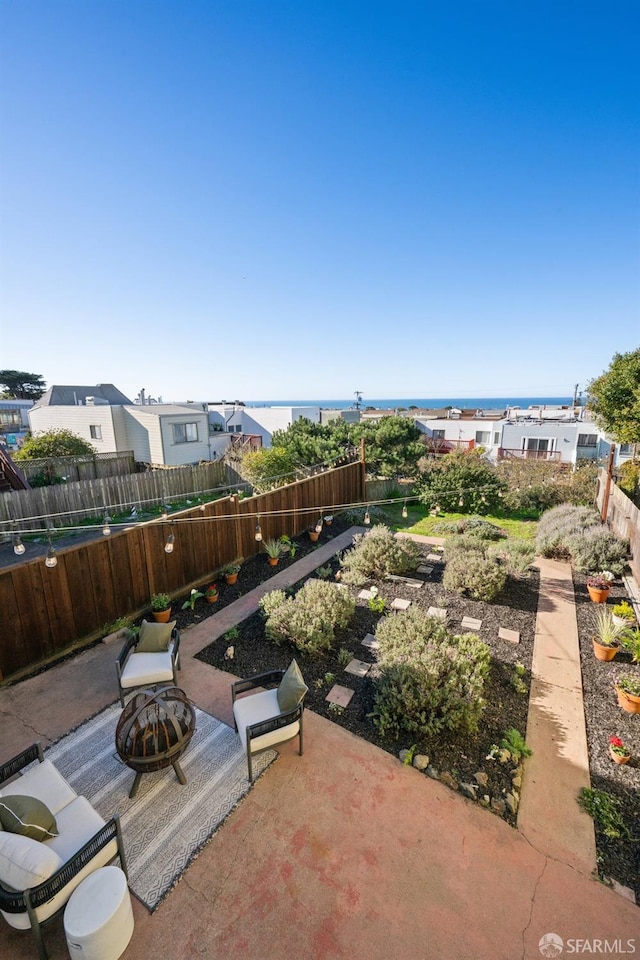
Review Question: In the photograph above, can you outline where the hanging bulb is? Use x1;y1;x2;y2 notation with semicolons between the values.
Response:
13;535;25;555
164;529;175;554
102;514;111;536
458;496;464;507
480;495;487;504
315;517;323;534
45;543;58;568
364;508;371;525
200;503;206;512
402;501;408;519
161;509;168;520
498;490;504;498
254;520;263;542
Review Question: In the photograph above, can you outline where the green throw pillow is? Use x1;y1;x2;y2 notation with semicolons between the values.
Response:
137;619;175;653
277;659;308;713
0;795;59;841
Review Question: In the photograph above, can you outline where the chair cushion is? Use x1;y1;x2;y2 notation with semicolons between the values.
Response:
0;831;63;891
137;619;175;652
0;795;59;841
119;651;175;688
277;659;308;712
0;759;77;816
46;796;106;863
233;688;300;754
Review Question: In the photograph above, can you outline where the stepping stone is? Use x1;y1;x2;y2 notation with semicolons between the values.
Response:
325;684;354;707
361;633;380;651
426;553;443;562
358;589;376;600
391;598;411;611
427;606;447;620
344;658;371;678
417;564;433;575
386;575;423;589
461;616;482;631
498;627;520;644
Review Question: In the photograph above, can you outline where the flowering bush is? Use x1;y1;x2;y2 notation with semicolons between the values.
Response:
609;736;630;758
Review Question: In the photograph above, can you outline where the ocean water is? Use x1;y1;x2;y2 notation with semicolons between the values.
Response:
244;396;573;410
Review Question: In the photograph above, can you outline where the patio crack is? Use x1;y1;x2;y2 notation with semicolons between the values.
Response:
0;706;47;744
520;856;549;960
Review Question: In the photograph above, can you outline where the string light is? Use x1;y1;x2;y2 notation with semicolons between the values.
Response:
13;534;25;555
254;517;263;542
164;526;175;554
102;514;111;536
364;507;371;525
315;516;323;534
45;535;58;568
402;501;408;519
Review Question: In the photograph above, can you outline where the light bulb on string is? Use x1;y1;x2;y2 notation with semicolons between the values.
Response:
102;514;111;536
364;507;371;525
45;537;58;568
402;501;408;519
458;496;464;508
254;518;263;542
13;534;25;555
315;516;323;534
164;526;175;554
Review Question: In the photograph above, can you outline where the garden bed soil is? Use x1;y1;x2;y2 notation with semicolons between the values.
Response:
574;571;640;899
189;517;539;827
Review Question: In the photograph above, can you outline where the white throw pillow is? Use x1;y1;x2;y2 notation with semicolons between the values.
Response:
0;831;63;891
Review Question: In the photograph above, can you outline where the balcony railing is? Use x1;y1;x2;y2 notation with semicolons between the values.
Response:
498;448;562;462
423;438;475;456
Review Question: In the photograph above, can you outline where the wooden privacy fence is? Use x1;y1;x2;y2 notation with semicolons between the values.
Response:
0;461;364;680
0;461;237;529
18;451;136;484
597;468;640;583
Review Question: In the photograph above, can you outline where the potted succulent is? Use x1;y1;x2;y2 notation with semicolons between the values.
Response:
614;674;640;713
612;601;636;628
264;538;284;566
324;515;333;525
205;583;219;604
150;592;172;623
278;535;297;558
608;735;631;765
223;560;242;585
586;571;614;603
591;607;624;661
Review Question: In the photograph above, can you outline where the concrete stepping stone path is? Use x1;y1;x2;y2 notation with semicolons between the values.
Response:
391;598;411;611
344;659;371;678
325;684;355;707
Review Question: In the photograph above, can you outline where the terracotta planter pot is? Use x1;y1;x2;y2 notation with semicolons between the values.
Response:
609;746;631;765
206;595;219;604
309;531;320;542
225;573;238;585
152;609;171;623
587;585;610;603
615;686;640;714
268;557;279;566
592;638;619;661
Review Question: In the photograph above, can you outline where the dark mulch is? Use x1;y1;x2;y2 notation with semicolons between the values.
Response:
574;572;640;898
191;518;539;826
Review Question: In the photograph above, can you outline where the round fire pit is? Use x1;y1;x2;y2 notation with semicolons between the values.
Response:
115;686;196;798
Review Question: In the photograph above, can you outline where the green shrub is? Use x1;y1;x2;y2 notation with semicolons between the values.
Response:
261;579;356;657
258;589;287;619
535;505;600;558
443;534;487;560
488;539;536;577
416;448;506;514
371;609;490;738
567;526;628;575
340;525;421;585
443;552;507;601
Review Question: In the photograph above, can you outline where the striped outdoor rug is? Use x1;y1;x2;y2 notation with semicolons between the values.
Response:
45;702;276;910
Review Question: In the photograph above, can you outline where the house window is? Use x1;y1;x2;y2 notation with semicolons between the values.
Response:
619;443;632;456
90;425;102;440
432;429;445;440
577;434;597;447
173;422;198;444
493;432;500;445
523;438;553;453
475;431;490;445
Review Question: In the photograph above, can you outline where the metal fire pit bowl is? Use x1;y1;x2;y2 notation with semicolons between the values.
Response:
115;686;196;799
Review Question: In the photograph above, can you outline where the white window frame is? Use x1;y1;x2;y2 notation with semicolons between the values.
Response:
173;422;199;444
475;431;491;445
90;425;102;440
577;433;598;447
522;437;555;453
432;429;445;440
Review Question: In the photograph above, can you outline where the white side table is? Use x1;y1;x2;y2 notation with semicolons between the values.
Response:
63;866;134;960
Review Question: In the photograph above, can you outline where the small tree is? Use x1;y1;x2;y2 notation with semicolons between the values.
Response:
416;448;506;513
240;447;298;492
586;349;640;443
14;429;97;460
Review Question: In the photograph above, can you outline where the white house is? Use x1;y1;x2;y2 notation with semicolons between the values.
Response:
28;385;231;466
207;403;320;448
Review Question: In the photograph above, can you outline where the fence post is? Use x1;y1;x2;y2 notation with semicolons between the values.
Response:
601;444;616;523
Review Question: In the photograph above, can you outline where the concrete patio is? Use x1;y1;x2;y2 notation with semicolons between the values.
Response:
1;533;638;960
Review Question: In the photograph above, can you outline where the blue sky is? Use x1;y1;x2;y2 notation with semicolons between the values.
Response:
1;1;638;402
